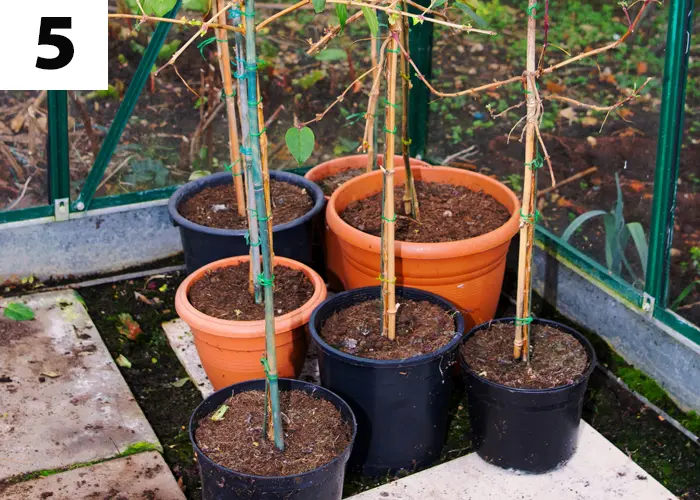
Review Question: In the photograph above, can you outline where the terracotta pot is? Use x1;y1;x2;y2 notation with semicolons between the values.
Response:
305;154;429;290
325;165;520;327
175;256;327;390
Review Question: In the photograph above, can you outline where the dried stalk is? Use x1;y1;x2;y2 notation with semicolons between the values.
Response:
216;0;246;216
363;38;391;172
381;22;400;341
514;1;539;363
399;8;419;220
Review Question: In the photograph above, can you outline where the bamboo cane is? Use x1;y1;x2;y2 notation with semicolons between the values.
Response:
244;0;283;450
366;31;380;173
380;25;399;341
513;0;539;363
256;79;274;256
399;2;419;220
232;6;263;303
215;0;246;216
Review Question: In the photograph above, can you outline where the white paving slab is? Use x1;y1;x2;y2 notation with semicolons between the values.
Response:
0;451;185;499
350;422;676;500
0;290;160;480
162;318;320;398
162;319;215;398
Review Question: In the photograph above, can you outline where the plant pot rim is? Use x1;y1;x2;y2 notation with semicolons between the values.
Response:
168;170;325;236
309;286;466;368
326;165;521;258
175;255;326;337
459;317;597;395
304;154;430;202
189;378;358;481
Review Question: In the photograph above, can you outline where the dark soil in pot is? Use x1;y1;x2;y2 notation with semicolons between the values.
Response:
188;262;314;321
319;299;456;360
318;168;366;196
179;180;313;230
459;318;596;473
340;181;510;242
460;322;589;389
195;390;352;477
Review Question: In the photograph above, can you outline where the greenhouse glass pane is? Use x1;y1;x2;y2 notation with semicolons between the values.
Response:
0;91;49;211
426;0;667;290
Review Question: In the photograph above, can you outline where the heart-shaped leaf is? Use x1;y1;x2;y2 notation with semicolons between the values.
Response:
143;0;178;16
362;6;379;37
285;127;315;166
312;0;326;13
336;4;348;30
3;302;34;321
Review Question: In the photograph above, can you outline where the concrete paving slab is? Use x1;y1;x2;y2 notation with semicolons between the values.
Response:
0;290;159;481
0;451;185;499
161;319;214;398
162;318;321;398
350;422;676;500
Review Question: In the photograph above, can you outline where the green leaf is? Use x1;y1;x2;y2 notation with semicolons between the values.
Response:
362;6;379;37
211;404;229;421
116;355;132;369
143;0;178;16
561;210;607;242
626;222;648;278
671;280;700;310
336;4;348;30
183;0;210;11
315;48;347;62
285;127;315;165
454;1;488;28
312;0;326;13
189;170;211;181
3;302;34;321
171;377;190;388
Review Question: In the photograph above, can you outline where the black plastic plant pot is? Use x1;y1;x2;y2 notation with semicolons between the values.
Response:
308;286;466;477
459;317;596;473
169;171;325;274
190;378;357;500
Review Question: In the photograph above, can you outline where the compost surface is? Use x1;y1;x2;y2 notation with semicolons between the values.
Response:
461;322;589;389
318;167;367;196
340;181;510;243
319;299;457;360
188;263;314;321
179;180;313;230
195;390;351;476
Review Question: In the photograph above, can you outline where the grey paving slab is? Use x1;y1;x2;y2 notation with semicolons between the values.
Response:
161;319;214;398
0;451;185;499
0;290;159;481
350;422;676;500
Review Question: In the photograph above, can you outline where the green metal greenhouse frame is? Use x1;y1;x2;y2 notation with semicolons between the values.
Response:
1;0;697;346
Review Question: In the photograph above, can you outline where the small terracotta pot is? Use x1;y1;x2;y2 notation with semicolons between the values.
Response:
305;154;429;290
325;165;520;327
175;256;327;390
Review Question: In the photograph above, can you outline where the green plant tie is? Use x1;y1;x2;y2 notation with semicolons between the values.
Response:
526;3;542;19
260;357;278;381
382;213;397;222
233;70;247;79
248;97;263;107
402;138;412;146
244;231;261;246
514;316;534;326
224;162;242;174
250;209;271;222
241;147;253;156
387;48;400;54
221;89;236;100
197;37;227;59
257;273;275;287
401;72;411;82
242;11;256;17
383;98;398;108
228;9;242;18
245;62;258;72
250;127;267;137
524;153;543;170
520;209;540;225
384;126;397;135
376;274;397;284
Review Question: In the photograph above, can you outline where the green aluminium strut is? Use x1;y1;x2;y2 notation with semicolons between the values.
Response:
244;0;284;451
231;6;262;304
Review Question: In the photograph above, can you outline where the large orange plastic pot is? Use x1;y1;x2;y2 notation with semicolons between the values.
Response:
175;255;327;390
326;165;520;328
305;155;429;290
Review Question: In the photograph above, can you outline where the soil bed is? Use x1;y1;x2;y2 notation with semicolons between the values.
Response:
195;389;351;476
319;299;456;360
461;322;589;389
318;168;366;196
179;180;313;230
340;181;510;243
188;262;314;321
